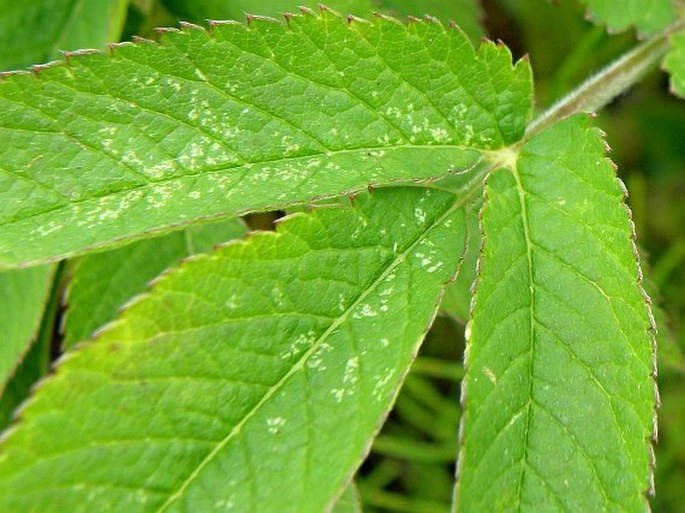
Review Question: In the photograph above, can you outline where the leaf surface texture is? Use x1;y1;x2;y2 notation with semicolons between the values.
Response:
63;219;247;350
0;11;531;268
455;115;655;512
0;187;466;513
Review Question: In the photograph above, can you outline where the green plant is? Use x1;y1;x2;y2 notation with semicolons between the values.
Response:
1;1;685;511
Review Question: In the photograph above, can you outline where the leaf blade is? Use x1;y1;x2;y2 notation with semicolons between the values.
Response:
455;115;655;511
0;187;466;513
664;30;685;98
332;481;363;513
62;219;247;350
0;266;55;394
0;11;532;268
580;0;675;34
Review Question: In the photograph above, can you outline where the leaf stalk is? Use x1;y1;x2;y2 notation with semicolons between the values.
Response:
526;19;685;139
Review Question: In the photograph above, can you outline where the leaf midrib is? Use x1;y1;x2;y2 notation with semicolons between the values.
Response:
0;144;484;233
155;194;466;512
507;163;537;512
508;162;616;511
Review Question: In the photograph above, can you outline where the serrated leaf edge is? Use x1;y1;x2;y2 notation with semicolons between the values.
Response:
1;188;468;513
453;116;658;511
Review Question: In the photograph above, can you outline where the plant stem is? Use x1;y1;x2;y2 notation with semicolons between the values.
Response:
526;19;685;139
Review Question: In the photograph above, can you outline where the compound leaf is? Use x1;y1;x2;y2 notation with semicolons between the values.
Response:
0;187;466;513
455;115;655;512
580;0;675;34
63;218;247;350
0;10;531;268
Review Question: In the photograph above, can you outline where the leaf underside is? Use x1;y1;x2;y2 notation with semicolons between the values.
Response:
0;9;531;268
455;115;655;512
0;187;466;513
580;0;675;34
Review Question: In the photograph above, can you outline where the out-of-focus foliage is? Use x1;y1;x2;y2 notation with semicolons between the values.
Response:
0;0;130;70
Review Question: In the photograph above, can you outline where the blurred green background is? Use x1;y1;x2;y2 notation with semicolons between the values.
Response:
1;1;684;511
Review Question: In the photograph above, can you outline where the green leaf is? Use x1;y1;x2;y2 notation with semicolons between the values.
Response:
664;30;685;98
0;265;63;430
63;218;247;350
439;202;480;324
0;187;467;513
0;266;55;394
455;115;655;511
580;0;675;34
0;332;52;431
379;0;483;42
161;0;378;21
0;10;532;268
333;482;363;513
162;0;484;42
0;0;130;71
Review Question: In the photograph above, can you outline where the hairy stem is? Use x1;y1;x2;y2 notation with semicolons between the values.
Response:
526;18;685;139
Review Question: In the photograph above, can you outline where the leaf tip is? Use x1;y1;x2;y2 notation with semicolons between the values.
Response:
207;19;241;35
61;49;99;65
423;14;442;26
372;11;403;26
129;36;155;46
245;13;281;28
154;26;182;37
30;61;63;77
317;3;345;19
179;20;206;33
0;69;30;82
